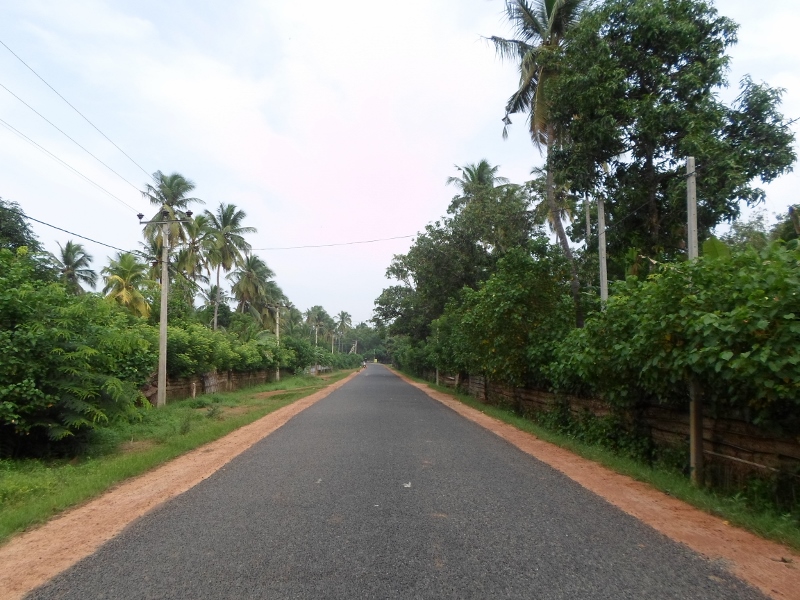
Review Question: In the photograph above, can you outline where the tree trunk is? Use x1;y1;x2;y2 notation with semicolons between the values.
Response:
213;265;221;330
546;133;584;328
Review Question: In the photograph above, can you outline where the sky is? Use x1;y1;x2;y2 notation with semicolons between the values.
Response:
1;0;798;325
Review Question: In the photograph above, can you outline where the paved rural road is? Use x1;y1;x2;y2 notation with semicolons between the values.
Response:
28;365;766;599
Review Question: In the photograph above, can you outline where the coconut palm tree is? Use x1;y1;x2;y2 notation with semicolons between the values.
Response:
52;240;97;294
445;160;510;213
283;304;304;336
177;213;214;283
490;0;589;326
204;203;256;329
228;253;275;314
304;305;331;347
102;252;152;317
336;311;352;352
141;171;204;250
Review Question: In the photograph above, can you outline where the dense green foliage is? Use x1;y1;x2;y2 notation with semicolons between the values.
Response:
550;242;800;430
379;0;798;442
1;185;377;456
547;0;795;266
431;243;573;387
0;248;156;454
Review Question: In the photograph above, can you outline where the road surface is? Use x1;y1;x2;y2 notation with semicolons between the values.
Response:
29;365;765;599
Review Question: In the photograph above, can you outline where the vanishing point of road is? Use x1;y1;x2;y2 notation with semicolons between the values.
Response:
29;365;766;599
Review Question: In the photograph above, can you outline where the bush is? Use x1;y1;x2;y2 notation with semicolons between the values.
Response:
0;249;157;455
550;241;800;431
280;337;315;374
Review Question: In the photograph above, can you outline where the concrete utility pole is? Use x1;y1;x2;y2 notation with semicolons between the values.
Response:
138;209;192;408
158;216;169;408
584;195;591;247
687;157;699;261
686;156;703;486
597;196;608;305
274;305;281;382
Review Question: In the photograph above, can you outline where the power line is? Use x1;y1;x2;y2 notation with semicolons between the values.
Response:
14;209;133;254
0;81;144;194
0;117;140;214
0;37;151;177
253;234;415;251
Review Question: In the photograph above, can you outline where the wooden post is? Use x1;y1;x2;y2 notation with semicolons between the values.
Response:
689;379;704;486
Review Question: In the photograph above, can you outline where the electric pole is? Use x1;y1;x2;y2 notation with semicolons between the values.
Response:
275;305;281;382
584;195;591;247
686;156;703;486
158;216;169;408
597;196;608;305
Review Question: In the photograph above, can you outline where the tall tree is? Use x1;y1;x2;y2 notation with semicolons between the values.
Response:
490;0;590;326
204;203;256;330
53;240;97;294
445;160;510;213
177;213;214;283
101;252;152;317
228;253;275;314
0;198;42;252
304;305;332;346
547;0;796;267
141;171;204;250
336;311;352;352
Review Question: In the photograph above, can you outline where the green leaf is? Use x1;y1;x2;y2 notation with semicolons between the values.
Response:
702;237;732;261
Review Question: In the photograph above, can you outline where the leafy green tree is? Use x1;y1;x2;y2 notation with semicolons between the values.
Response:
102;252;152;318
280;336;315;373
204;203;256;330
547;0;795;267
432;240;573;387
771;205;800;242
490;0;590;325
720;211;770;251
0;199;55;281
375;172;535;342
1;198;42;252
52;240;97;294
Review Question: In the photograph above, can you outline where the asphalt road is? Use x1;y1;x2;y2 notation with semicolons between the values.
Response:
28;365;766;599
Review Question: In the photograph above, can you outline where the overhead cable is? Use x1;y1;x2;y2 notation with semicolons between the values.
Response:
0;81;144;194
253;234;415;251
15;209;133;254
0;117;140;214
0;38;151;177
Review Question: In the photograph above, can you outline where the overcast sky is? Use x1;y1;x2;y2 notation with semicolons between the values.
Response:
1;0;798;324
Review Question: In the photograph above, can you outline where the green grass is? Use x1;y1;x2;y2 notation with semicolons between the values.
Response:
400;371;800;552
0;371;352;546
